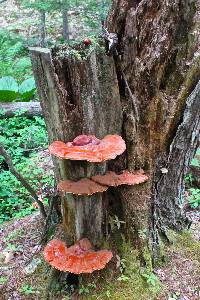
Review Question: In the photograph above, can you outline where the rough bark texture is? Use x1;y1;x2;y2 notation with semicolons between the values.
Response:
0;102;42;118
106;0;200;255
30;0;200;261
30;46;122;246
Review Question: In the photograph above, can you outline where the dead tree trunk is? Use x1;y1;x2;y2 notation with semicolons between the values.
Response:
30;46;122;246
0;102;42;118
30;0;200;264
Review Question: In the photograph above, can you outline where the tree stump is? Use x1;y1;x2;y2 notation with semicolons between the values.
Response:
30;0;200;264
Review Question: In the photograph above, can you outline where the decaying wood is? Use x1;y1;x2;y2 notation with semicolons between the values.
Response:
30;46;122;246
30;0;200;262
0;102;42;118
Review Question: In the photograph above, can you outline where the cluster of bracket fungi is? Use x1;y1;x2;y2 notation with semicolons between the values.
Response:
44;134;148;274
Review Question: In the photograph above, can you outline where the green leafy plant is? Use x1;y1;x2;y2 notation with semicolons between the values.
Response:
0;115;53;223
78;281;96;295
0;276;8;285
18;77;36;100
0;76;36;102
0;29;32;82
109;215;125;231
191;157;200;167
117;274;130;282
19;284;35;295
79;285;90;295
188;188;200;208
141;272;159;287
0;76;19;101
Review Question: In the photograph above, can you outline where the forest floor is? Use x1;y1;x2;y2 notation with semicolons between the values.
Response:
0;202;199;300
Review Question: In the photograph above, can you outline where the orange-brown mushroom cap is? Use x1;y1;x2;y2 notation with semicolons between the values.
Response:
43;238;113;274
57;178;108;195
43;239;68;267
48;135;126;162
92;170;148;187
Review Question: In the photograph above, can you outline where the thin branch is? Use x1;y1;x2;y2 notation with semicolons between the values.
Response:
0;143;47;219
39;194;59;245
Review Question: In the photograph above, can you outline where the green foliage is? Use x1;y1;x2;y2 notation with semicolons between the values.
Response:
185;148;200;206
81;242;161;300
141;273;159;287
19;284;35;295
0;76;36;102
191;157;200;167
79;282;97;295
25;0;60;12
0;115;53;223
188;188;200;208
0;76;19;102
0;276;8;285
0;29;32;82
80;0;111;35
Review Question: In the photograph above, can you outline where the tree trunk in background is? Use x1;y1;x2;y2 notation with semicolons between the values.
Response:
62;9;70;42
30;0;200;264
39;11;46;47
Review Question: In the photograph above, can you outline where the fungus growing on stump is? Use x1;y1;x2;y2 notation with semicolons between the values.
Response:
58;178;108;195
44;238;113;274
92;170;148;187
49;134;126;162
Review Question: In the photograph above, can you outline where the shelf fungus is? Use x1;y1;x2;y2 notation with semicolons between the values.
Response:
57;178;108;196
92;170;148;187
44;238;113;274
49;134;126;162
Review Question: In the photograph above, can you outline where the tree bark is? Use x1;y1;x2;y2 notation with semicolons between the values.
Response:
30;0;200;264
106;0;200;258
62;9;70;42
39;11;46;47
30;46;122;246
0;102;42;118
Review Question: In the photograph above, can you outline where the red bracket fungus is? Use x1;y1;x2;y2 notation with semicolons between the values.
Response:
58;178;108;195
92;170;148;187
49;134;126;162
44;238;113;274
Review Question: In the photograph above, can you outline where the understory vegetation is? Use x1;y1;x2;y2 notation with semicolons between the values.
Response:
0;114;53;223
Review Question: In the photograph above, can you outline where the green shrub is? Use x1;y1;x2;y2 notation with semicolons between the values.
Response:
0;115;53;223
0;29;33;82
0;76;36;102
188;188;200;208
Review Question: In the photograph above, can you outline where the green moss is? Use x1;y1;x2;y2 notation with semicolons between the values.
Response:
169;229;200;263
142;246;153;272
80;242;161;300
55;38;106;61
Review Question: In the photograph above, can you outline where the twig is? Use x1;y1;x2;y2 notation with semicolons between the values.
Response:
0;143;47;219
40;194;59;245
